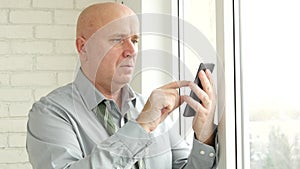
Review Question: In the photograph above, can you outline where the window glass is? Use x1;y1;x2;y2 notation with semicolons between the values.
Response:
179;0;218;144
240;0;300;168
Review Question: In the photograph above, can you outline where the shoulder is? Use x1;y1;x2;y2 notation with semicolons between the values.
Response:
29;83;78;119
37;83;74;104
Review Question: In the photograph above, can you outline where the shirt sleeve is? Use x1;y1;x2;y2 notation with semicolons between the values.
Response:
26;100;152;169
167;122;218;169
184;137;218;169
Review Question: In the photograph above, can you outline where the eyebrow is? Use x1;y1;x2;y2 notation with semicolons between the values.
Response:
108;33;139;39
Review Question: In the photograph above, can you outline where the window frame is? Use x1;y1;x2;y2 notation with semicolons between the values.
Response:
215;0;247;168
122;0;246;168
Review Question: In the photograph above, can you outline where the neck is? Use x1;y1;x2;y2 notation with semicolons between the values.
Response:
96;83;123;109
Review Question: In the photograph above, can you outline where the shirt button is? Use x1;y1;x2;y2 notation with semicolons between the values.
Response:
209;152;215;157
200;150;205;155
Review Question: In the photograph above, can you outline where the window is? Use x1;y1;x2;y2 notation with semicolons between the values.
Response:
240;0;300;168
177;0;219;145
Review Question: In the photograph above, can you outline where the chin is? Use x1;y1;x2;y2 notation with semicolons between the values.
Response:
112;76;132;88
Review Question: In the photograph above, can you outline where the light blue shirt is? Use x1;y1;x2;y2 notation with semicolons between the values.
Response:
26;69;217;169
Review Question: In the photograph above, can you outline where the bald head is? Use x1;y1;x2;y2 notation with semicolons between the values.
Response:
76;2;135;40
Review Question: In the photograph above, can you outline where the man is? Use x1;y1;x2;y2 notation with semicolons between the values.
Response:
27;2;217;169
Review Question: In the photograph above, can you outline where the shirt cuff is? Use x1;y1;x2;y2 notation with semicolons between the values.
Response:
115;120;152;159
187;137;216;168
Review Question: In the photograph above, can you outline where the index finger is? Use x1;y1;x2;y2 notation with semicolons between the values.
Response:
159;80;192;89
205;69;214;85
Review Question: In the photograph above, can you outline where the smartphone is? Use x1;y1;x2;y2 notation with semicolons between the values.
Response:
183;63;215;117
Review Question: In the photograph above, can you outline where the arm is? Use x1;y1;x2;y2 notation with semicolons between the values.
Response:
184;136;218;169
135;69;218;169
26;100;151;169
182;69;218;168
167;121;218;169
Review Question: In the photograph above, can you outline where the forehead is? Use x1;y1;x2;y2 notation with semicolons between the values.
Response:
93;15;140;39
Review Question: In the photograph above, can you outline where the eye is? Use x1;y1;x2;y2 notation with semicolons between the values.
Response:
131;39;139;45
111;38;122;43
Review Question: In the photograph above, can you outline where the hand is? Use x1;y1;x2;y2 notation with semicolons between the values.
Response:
182;69;216;145
136;81;190;133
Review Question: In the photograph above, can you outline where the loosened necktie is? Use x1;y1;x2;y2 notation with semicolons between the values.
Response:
95;101;146;169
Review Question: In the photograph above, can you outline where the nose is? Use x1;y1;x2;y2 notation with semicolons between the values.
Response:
122;38;137;57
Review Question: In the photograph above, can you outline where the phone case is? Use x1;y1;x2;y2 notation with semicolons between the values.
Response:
183;63;215;117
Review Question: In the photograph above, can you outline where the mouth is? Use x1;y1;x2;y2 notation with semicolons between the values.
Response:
120;64;134;68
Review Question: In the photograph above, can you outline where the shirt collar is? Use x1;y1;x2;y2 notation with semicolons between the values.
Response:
74;69;136;111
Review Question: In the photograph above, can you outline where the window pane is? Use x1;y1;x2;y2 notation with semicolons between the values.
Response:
240;0;300;168
180;0;218;144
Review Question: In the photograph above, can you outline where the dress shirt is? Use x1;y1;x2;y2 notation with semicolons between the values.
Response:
26;69;217;169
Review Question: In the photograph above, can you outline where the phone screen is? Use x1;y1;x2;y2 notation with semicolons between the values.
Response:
183;63;215;117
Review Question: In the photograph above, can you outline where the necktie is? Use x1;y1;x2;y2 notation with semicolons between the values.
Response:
95;100;146;169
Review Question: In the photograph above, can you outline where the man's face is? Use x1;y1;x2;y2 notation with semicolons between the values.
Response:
83;15;139;91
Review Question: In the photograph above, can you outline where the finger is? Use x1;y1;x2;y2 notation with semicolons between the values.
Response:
159;80;192;89
199;70;212;93
204;70;217;101
205;69;214;86
149;88;180;113
163;89;182;111
160;107;172;123
182;95;206;117
189;82;211;108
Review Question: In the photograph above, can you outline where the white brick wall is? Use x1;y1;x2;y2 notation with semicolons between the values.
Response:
0;25;34;39
32;0;74;9
0;0;116;168
0;10;9;24
35;25;75;39
0;0;31;9
10;10;52;24
0;56;33;71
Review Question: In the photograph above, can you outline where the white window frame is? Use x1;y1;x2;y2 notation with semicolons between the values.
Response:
215;0;247;168
121;0;246;168
216;0;251;168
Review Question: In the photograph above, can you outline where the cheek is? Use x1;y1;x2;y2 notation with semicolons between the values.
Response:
106;48;124;66
98;51;120;74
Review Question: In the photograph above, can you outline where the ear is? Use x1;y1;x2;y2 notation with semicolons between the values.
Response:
76;37;87;61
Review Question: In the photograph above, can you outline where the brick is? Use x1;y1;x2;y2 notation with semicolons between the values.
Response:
8;133;26;147
0;133;8;148
0;10;8;23
0;56;33;71
9;102;32;117
75;0;114;9
0;103;9;117
0;89;32;102
55;40;77;54
0;0;31;8
0;163;32;169
10;10;52;24
55;10;80;25
36;56;78;71
33;0;73;9
0;25;33;39
58;72;76;85
0;118;8;132
11;72;57;86
0;41;9;54
11;40;53;54
0;148;28;163
0;73;10;86
11;118;28;132
35;25;76;39
0;118;28;132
